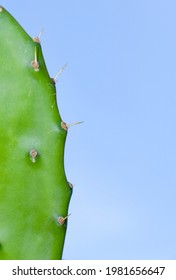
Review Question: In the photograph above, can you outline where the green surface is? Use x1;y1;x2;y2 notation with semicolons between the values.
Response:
0;6;72;259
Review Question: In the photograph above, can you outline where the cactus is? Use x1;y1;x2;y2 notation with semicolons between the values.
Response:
0;6;73;259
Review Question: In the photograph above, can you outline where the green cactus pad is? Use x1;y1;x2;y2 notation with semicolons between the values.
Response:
0;6;72;260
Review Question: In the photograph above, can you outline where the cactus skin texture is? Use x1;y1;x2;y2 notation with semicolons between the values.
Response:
0;6;72;260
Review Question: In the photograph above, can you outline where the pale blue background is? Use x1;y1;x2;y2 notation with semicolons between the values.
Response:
2;0;176;259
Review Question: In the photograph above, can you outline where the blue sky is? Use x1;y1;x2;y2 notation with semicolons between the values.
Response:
2;0;176;259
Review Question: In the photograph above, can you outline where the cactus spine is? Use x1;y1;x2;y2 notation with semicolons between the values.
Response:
0;6;72;259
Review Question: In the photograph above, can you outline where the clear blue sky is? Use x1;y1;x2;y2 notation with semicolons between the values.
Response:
2;0;176;259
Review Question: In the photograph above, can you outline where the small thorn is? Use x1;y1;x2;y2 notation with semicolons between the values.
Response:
67;121;84;128
29;149;38;163
31;47;39;71
38;28;44;39
33;28;44;43
69;182;74;189
53;64;67;83
57;214;71;225
61;121;84;131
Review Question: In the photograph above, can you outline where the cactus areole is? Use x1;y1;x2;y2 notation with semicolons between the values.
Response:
0;6;73;259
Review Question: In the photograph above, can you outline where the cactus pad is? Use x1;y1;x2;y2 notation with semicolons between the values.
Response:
0;6;72;259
